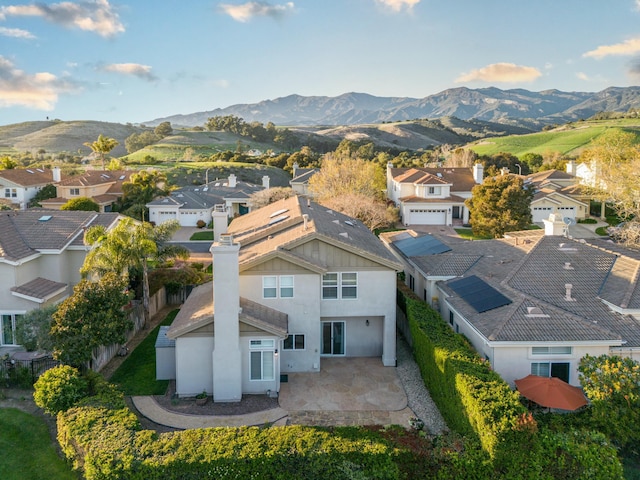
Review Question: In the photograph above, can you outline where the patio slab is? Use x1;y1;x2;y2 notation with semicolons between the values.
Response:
278;357;407;411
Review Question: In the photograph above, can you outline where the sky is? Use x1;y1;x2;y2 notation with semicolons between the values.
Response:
1;0;640;125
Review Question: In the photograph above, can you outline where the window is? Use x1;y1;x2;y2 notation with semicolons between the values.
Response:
4;188;17;198
283;334;305;351
531;362;570;383
449;311;454;326
428;186;435;194
409;274;415;291
322;273;338;299
341;273;357;299
70;188;80;196
250;339;275;381
1;314;22;345
280;276;294;298
262;276;294;299
263;276;277;298
322;272;357;299
532;346;572;355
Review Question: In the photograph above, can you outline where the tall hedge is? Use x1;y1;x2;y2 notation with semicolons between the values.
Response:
397;283;623;478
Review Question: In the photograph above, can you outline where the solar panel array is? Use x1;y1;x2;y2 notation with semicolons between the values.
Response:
448;275;512;313
393;234;451;257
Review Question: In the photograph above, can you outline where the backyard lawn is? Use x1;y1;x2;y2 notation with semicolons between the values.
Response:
190;230;213;241
110;309;178;395
0;408;77;480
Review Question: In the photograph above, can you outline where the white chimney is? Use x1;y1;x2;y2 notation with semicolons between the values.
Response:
262;175;270;189
52;166;61;182
500;167;509;176
302;213;309;230
473;163;484;184
566;160;576;175
228;174;237;188
564;283;576;302
543;213;566;236
292;162;299;178
211;234;242;402
212;204;228;242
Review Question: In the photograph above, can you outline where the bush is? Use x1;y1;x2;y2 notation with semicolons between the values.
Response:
33;365;88;415
196;219;206;228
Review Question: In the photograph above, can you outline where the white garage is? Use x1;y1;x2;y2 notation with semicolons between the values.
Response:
532;207;553;223
557;206;576;220
407;208;447;225
151;210;178;225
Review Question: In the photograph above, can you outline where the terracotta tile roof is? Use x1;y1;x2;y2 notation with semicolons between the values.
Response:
57;170;133;188
0;168;56;187
389;167;477;192
526;169;575;185
10;277;67;302
399;194;467;203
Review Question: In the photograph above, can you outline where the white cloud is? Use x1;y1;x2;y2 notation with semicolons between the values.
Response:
583;37;640;59
219;1;294;22
0;56;80;110
376;0;420;12
0;0;124;37
577;72;590;81
101;63;157;81
0;26;36;39
455;62;542;84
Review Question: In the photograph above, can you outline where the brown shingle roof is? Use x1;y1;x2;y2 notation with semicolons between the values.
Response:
57;170;133;188
10;277;67;302
0;168;56;187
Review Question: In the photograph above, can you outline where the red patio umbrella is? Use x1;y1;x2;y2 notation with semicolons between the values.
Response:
514;374;588;411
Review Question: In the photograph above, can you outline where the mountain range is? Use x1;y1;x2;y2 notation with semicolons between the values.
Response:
146;86;640;128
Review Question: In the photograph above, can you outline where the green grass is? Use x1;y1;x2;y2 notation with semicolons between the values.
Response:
595;226;609;236
190;230;213;240
0;408;77;480
468;122;640;157
110;309;179;395
454;228;493;240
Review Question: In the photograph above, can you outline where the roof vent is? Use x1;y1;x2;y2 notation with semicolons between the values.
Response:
564;283;576;302
526;307;549;318
339;232;349;239
563;262;574;270
344;220;356;227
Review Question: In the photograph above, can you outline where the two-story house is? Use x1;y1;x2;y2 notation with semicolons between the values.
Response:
0;210;122;355
525;169;590;223
386;163;483;226
382;225;640;387
0;167;61;209
41;170;134;213
163;195;402;401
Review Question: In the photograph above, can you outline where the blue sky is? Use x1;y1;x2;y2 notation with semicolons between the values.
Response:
1;0;640;125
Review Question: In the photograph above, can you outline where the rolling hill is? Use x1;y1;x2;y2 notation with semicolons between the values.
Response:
467;118;640;157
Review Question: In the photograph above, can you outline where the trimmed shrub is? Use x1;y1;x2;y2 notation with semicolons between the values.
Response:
33;365;88;415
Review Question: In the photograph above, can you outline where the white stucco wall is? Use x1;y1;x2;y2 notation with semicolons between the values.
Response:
174;336;214;397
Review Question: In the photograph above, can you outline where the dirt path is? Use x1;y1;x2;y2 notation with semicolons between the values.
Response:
99;305;179;380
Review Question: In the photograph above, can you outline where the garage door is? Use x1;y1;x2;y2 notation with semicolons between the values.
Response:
557;206;575;220
156;211;178;224
532;207;553;223
408;208;447;225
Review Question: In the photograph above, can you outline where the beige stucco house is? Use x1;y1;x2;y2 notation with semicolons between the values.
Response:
0;210;122;355
525;170;590;223
386;163;483;226
164;195;402;401
382;228;640;387
41;170;133;213
0;167;61;210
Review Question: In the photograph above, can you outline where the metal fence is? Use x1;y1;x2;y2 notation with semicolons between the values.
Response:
1;355;60;388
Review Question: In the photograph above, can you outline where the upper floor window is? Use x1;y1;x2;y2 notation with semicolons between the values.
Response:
322;272;357;299
4;188;17;198
283;334;305;351
427;186;441;195
262;275;294;299
70;188;80;196
532;346;572;355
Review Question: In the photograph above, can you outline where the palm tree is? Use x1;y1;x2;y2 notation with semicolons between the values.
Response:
84;134;119;170
82;218;188;325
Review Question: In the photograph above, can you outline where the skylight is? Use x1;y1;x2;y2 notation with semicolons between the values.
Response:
119;175;126;180
38;215;52;222
344;220;356;227
36;168;44;172
270;208;289;218
26;169;34;173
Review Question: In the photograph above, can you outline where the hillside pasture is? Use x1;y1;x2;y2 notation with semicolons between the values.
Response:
468;120;640;157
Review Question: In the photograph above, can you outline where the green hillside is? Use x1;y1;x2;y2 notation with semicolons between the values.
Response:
467;119;640;157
